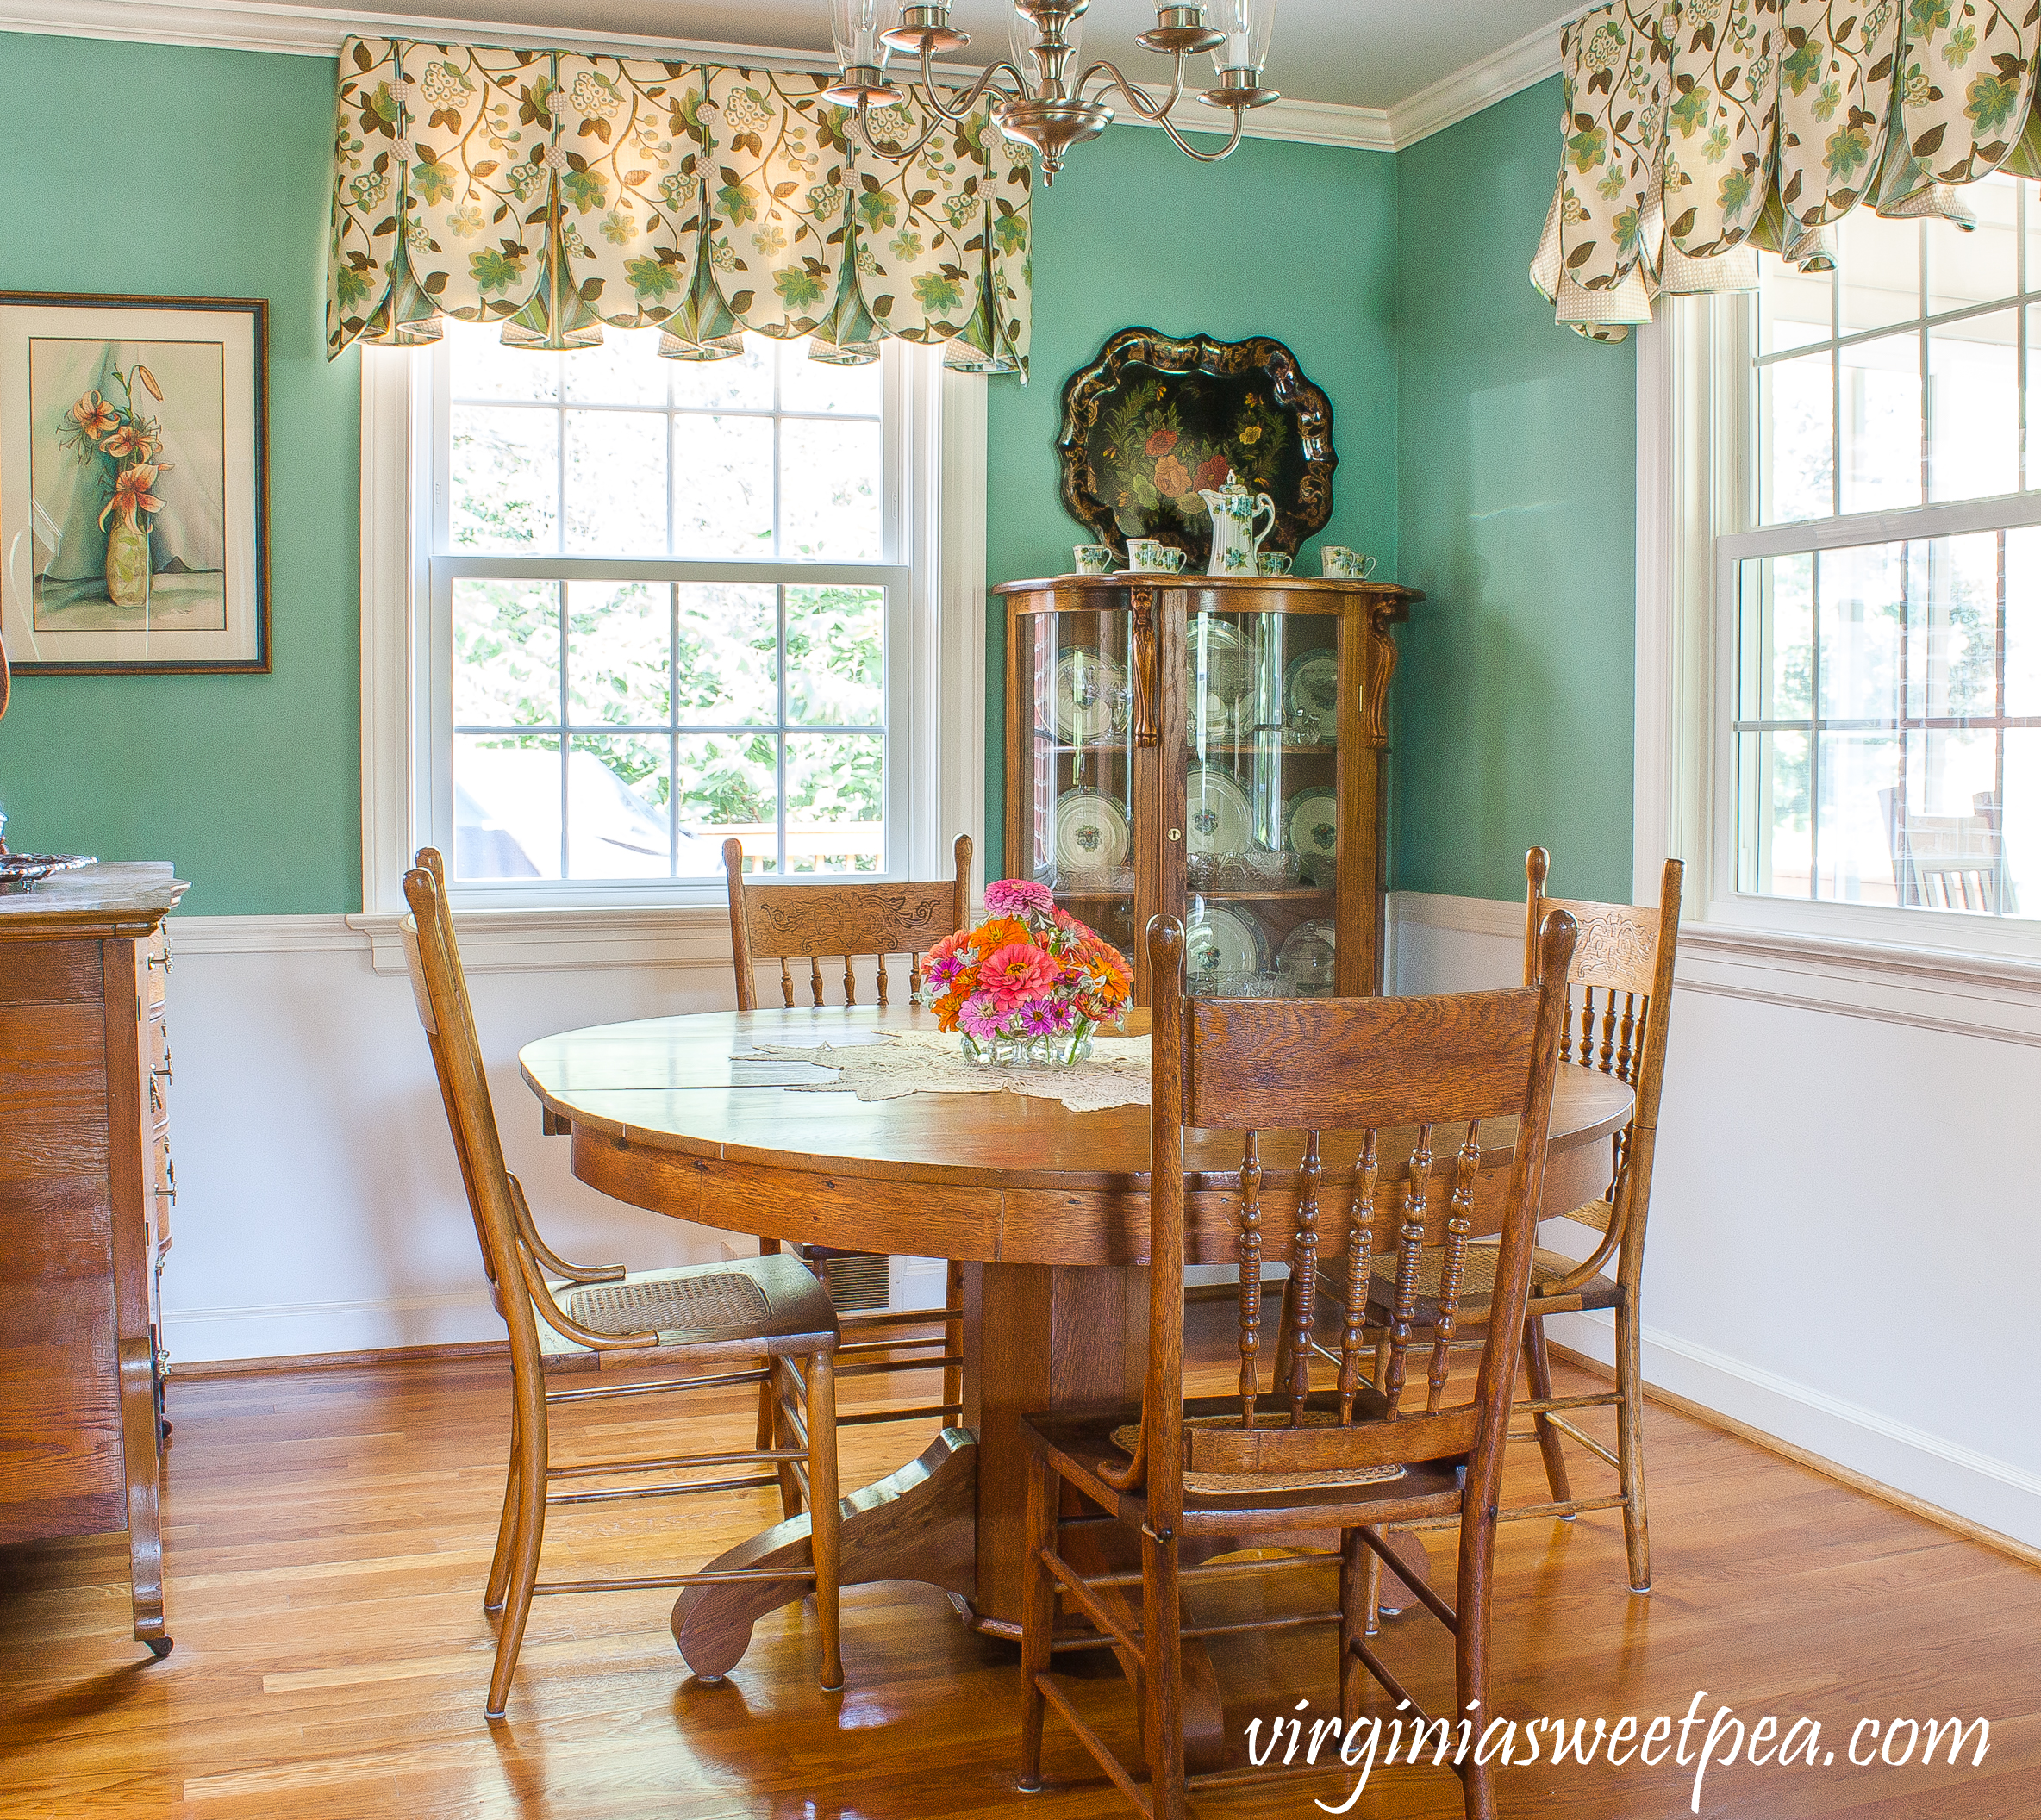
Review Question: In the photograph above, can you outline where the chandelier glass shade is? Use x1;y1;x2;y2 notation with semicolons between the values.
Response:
827;2;1281;184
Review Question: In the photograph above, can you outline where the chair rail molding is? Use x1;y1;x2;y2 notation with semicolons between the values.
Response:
1390;891;2041;1046
0;0;1563;152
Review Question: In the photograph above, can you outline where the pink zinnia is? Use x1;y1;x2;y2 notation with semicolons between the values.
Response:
958;992;1006;1040
979;940;1061;1011
983;878;1055;917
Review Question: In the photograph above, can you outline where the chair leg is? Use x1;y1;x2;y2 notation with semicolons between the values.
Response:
771;1358;803;1521
1143;1520;1186;1820
1017;1449;1058;1792
1614;1293;1651;1592
943;1260;964;1418
1338;1528;1364;1727
805;1350;844;1692
1362;1536;1383;1636
486;1388;548;1721
484;1397;521;1616
1454;1503;1498;1820
1522;1315;1575;1507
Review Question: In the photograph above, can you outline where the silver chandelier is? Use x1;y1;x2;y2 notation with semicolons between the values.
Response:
827;2;1280;184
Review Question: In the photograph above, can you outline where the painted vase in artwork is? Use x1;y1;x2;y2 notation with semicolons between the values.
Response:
104;509;152;608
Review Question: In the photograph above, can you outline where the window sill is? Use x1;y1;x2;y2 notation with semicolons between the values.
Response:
1676;919;2041;1046
347;904;734;977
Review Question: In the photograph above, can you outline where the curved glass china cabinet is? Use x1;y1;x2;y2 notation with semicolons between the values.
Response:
996;574;1418;1002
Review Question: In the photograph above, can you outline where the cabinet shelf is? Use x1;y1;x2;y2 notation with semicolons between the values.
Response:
1187;885;1334;901
1186;742;1338;756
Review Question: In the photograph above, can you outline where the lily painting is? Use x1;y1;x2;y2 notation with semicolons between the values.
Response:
1;294;268;673
35;339;224;629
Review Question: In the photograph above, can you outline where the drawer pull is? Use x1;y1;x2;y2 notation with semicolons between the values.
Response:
155;1049;173;1087
147;950;173;974
154;1159;177;1206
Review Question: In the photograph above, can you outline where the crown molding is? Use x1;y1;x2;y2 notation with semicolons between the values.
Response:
0;0;1554;153
1385;19;1564;151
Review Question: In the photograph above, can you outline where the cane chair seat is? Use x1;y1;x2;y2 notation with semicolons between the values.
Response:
1029;1396;1461;1523
536;1256;839;1367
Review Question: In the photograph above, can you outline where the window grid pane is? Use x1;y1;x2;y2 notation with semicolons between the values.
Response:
444;323;889;885
1743;177;2040;920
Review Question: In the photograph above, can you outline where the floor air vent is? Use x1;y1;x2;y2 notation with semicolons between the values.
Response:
818;1253;892;1312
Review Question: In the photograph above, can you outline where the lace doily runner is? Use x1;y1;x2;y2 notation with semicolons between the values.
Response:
740;1027;1152;1113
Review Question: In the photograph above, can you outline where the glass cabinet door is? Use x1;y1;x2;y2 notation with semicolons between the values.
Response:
1015;606;1141;970
1180;601;1345;998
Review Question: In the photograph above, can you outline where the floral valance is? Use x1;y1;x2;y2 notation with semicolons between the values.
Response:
328;38;1033;372
1532;0;2041;341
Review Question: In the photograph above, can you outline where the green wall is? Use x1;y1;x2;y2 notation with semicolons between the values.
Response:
0;36;1630;915
983;126;1401;873
1390;78;1636;904
0;34;362;916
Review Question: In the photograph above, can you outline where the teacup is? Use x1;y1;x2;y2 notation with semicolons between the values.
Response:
1073;544;1116;576
1127;539;1185;573
1320;545;1377;581
1258;551;1293;577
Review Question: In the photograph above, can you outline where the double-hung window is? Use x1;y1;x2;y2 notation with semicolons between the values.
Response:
416;321;929;902
1721;174;2041;944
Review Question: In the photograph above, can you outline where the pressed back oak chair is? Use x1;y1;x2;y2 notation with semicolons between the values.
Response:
723;833;971;1495
1017;911;1578;1820
1286;849;1682;1598
403;852;845;1717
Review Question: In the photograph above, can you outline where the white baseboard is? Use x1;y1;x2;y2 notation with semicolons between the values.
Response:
163;1289;500;1363
1546;1311;2041;1552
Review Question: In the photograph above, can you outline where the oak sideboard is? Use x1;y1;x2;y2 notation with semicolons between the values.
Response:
0;861;186;1655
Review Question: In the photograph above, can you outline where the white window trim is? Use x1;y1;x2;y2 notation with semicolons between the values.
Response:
1638;297;2041;1044
349;340;987;970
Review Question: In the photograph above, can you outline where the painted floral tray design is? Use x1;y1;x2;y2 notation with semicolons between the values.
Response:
1056;328;1336;568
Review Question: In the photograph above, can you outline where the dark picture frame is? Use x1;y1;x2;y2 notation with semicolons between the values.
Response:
1056;327;1337;568
0;291;270;676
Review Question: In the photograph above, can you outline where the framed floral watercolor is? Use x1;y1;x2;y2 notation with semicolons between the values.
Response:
0;293;269;674
1056;328;1335;569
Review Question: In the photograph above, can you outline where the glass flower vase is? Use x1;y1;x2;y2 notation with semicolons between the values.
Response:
959;1019;1095;1069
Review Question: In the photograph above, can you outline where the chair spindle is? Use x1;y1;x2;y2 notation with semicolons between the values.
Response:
1237;1130;1264;1424
1598;991;1618;1074
1383;1124;1434;1419
1426;1125;1482;1415
842;956;856;1006
876;953;889;1007
1337;1133;1380;1424
1286;1130;1323;1420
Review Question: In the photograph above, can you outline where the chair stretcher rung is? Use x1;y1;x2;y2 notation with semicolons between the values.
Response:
834;1402;961;1426
544;1365;769;1404
833;1354;962;1378
1033;1675;1153;1817
1518;1391;1620;1416
533;1565;814;1595
547;1447;803;1479
835;1337;956;1359
1043;1549;1141;1655
1500;1493;1628;1520
1545;1414;1622;1468
546;1472;779;1505
1358;1528;1457;1632
1347;1633;1432;1724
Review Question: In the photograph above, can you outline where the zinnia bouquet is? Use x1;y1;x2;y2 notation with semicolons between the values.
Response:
921;879;1133;1066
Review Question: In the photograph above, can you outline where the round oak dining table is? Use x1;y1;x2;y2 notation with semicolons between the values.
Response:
520;1000;1633;1703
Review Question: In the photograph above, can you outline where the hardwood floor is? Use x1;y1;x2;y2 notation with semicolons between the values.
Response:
2;1302;2037;1820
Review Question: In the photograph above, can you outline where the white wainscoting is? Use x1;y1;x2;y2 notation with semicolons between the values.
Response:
1391;894;2041;1553
159;898;2041;1549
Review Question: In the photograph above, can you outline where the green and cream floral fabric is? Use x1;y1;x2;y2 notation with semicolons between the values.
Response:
328;36;1032;371
1534;0;2041;339
1663;0;1779;257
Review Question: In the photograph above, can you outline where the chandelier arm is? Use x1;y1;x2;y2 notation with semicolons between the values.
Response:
854;53;1020;163
1076;55;1249;161
1075;55;1188;124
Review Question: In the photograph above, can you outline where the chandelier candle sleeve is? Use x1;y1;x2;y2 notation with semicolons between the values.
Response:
919;878;1133;1067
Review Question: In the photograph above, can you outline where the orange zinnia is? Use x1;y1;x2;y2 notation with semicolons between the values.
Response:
72;391;120;440
100;463;165;530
